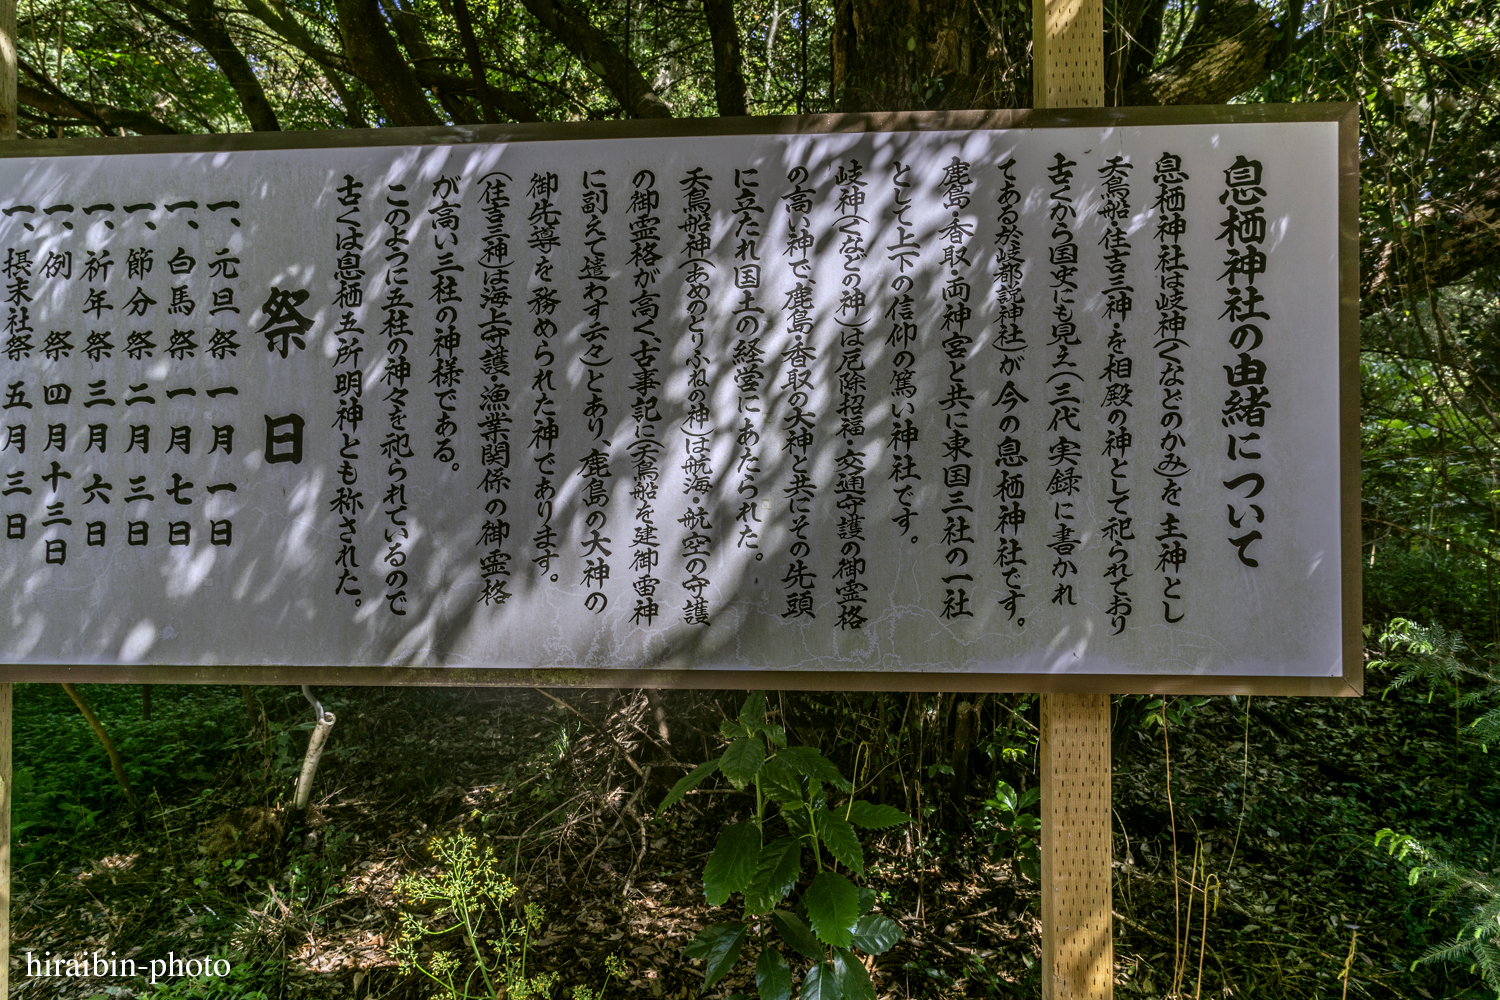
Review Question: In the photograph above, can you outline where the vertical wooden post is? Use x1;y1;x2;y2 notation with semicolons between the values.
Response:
1039;695;1112;998
1033;0;1104;111
1035;0;1110;997
0;2;16;994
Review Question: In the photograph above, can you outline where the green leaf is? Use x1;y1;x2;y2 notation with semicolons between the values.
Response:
659;758;720;813
721;737;767;790
850;914;902;955
816;809;864;875
705;822;762;906
804;871;861;949
759;757;805;805
855;887;876;915
784;806;812;840
833;949;875;1000
771;909;824;961
722;718;750;739
756;947;793;1000
744;718;787;746
800;960;841;1000
683;922;748;987
843;800;910;830
1017;840;1042;882
991;780;1018;814
739;693;788;747
739;690;768;726
744;838;801;914
778;747;851;792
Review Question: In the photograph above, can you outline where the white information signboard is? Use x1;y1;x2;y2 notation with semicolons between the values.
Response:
0;107;1359;693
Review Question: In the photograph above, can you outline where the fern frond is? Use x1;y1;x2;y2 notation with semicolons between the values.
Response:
1420;936;1480;967
1472;939;1500;992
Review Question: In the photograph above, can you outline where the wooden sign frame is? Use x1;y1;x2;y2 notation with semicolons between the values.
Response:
0;104;1361;698
0;8;1361;995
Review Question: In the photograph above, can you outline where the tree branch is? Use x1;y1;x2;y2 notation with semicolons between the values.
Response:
238;0;537;123
412;66;540;123
1364;517;1500;568
1120;0;1169;97
376;0;480;123
62;684;142;814
518;0;672;118
449;0;496;122
232;1;373;125
186;0;282;130
1362;167;1500;314
321;67;373;129
16;82;178;135
1122;0;1279;106
128;0;196;40
237;0;351;72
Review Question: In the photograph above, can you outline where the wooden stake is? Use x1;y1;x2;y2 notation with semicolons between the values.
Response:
1034;0;1110;995
1;0;16;990
1033;0;1104;110
1040;694;1112;998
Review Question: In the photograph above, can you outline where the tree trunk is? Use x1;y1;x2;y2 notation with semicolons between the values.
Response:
449;0;496;122
1106;0;1166;106
378;0;479;123
333;0;444;126
832;0;1028;112
1122;0;1279;106
643;689;671;749
240;684;263;732
950;699;974;804
1363;172;1500;313
519;0;672;118
185;0;282;131
834;0;1298;114
703;0;748;116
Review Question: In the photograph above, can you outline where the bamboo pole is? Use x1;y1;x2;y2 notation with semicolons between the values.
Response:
1034;0;1111;995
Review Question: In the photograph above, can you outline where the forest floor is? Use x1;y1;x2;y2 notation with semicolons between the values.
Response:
7;669;1498;1000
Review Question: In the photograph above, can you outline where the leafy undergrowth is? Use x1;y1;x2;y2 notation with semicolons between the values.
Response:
1111;678;1500;1000
8;675;1497;998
